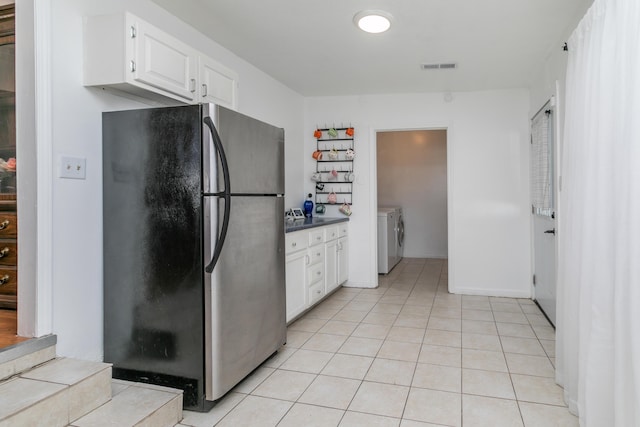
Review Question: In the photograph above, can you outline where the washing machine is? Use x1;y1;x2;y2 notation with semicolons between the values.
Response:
377;206;404;273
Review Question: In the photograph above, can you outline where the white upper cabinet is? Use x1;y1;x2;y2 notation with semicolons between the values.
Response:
84;12;237;108
198;55;238;109
131;16;197;102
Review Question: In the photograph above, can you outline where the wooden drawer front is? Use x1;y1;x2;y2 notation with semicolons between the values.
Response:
0;241;16;266
308;282;325;305
285;231;308;254
308;229;324;247
308;246;324;266
338;224;348;238
0;267;17;296
307;262;324;286
0;213;17;239
324;226;339;242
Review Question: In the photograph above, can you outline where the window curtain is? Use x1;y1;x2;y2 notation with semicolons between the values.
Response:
531;107;554;217
557;0;640;425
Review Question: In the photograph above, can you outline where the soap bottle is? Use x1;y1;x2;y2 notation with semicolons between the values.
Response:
303;193;314;218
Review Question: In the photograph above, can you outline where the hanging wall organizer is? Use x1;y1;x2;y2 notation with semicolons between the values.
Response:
312;126;355;209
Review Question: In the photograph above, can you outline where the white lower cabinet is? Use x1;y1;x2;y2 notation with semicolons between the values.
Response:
285;248;307;322
285;222;349;323
325;239;339;294
338;236;349;285
337;222;349;286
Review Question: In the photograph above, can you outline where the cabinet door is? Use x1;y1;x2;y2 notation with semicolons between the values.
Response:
338;237;349;285
325;239;338;293
285;250;308;322
199;55;238;109
131;17;197;102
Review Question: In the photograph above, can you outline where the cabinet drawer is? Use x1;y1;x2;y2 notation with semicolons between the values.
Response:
285;231;308;254
308;282;325;305
0;241;16;266
308;246;324;266
324;226;339;242
0;267;17;296
338;223;349;238
307;262;324;286
308;229;324;247
0;212;17;239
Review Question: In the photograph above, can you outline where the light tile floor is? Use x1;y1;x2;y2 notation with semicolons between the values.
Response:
180;258;578;427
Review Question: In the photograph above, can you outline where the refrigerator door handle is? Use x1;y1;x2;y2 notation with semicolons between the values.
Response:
204;116;231;273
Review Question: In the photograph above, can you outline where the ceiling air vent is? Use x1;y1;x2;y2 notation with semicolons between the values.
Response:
420;63;457;70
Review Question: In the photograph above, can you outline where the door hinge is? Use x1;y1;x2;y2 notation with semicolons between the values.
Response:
130;60;136;73
130;25;136;38
533;274;536;285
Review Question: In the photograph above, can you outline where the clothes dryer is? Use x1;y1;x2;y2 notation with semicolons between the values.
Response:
378;206;403;274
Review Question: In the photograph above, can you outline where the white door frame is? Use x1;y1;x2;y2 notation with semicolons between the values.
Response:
370;123;453;289
16;0;54;337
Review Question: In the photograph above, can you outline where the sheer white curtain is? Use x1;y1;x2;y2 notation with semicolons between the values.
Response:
557;0;640;425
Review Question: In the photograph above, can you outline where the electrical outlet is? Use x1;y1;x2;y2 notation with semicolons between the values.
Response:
59;156;86;179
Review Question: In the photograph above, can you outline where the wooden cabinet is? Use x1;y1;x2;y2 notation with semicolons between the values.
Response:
84;12;237;108
0;203;17;309
285;222;348;323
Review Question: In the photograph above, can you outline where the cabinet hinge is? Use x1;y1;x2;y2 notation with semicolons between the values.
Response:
130;25;136;39
533;274;536;286
130;60;136;73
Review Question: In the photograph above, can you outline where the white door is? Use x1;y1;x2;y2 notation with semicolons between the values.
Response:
531;104;557;325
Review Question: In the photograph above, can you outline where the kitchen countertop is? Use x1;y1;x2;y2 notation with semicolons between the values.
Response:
285;217;349;233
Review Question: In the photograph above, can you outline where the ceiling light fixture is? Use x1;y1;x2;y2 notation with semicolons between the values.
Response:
353;10;393;34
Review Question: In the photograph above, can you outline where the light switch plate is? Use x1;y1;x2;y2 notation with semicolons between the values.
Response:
59;156;86;179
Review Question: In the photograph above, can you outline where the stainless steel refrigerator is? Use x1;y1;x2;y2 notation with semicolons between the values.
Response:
102;104;286;411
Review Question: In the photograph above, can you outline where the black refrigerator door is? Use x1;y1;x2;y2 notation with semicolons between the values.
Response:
102;105;211;410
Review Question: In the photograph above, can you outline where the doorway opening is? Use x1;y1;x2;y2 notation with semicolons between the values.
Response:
375;129;448;276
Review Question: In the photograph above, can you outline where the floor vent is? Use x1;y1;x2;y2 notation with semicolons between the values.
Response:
420;63;457;70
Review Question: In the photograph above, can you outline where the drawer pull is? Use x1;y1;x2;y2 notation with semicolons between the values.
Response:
0;247;9;258
0;220;9;230
0;274;9;285
292;242;297;247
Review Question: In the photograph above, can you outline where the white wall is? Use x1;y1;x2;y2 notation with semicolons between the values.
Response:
46;0;304;360
377;130;448;258
305;90;532;297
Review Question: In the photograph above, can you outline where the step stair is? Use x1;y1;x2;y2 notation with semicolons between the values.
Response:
0;338;184;426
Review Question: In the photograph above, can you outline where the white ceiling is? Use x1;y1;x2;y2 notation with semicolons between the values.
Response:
152;0;592;96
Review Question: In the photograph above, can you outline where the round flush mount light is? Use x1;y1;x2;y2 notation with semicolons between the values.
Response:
353;10;393;34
